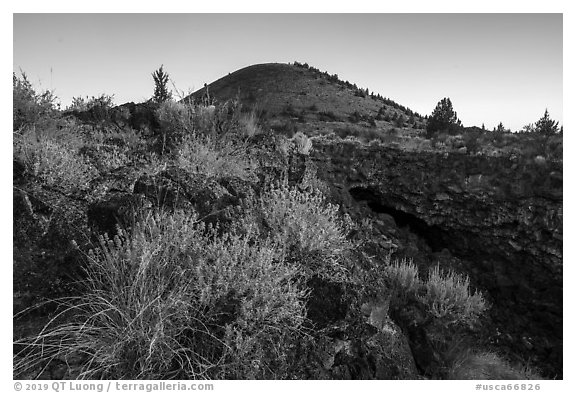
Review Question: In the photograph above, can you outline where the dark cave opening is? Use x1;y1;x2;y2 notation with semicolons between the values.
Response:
349;186;562;379
349;187;449;253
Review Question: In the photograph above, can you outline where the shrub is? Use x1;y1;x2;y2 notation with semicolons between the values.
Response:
384;260;487;327
176;134;258;182
238;111;261;138
418;265;487;327
292;131;313;155
67;94;114;113
14;131;97;193
349;111;362;123
155;100;194;151
257;181;353;280
384;258;420;303
14;210;308;379
13;72;59;131
318;110;339;122
447;350;541;380
193;99;245;138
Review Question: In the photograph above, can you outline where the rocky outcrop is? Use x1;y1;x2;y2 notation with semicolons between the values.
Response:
132;167;255;230
111;102;160;134
310;138;563;378
63;102;160;135
299;280;419;379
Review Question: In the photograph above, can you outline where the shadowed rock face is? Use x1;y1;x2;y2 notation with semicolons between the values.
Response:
63;102;160;135
311;139;563;378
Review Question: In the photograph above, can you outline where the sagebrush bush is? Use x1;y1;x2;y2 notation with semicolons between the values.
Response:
177;134;258;182
292;131;313;155
14;210;308;379
447;350;541;380
258;181;353;280
155;100;195;151
384;258;421;303
384;259;487;327
67;94;114;115
13;72;59;132
14;131;97;193
418;265;487;327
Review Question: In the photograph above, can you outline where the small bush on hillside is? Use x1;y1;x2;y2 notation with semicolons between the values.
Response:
14;131;97;193
238;111;262;138
292;132;313;155
68;94;114;113
13;72;59;132
177;134;257;182
14;210;309;379
418;265;487;327
349;111;362;123
195;100;244;138
155;100;194;152
384;258;420;303
318;110;339;122
156;100;193;132
397;136;433;152
257;181;353;281
384;259;487;328
92;145;131;173
447;350;541;380
462;130;482;154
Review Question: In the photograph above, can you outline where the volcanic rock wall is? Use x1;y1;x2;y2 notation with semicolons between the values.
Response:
310;138;563;377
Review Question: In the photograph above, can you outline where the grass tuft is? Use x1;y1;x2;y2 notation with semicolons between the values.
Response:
14;210;308;379
447;349;542;380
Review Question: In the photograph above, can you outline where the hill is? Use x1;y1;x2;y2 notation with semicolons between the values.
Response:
184;62;425;138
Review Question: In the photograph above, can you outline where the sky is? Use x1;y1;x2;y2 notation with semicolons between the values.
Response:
13;13;562;132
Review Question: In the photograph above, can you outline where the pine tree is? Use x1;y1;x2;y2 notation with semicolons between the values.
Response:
152;65;172;103
535;109;559;136
495;122;507;133
426;97;461;137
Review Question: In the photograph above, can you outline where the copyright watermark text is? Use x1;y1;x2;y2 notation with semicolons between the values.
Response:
14;381;214;392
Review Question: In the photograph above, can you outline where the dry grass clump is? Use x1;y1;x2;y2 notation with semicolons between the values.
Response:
238;111;262;138
447;350;542;380
384;259;487;327
176;134;258;182
383;258;420;303
14;210;308;379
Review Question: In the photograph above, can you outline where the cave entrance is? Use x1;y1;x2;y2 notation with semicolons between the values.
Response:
349;186;449;252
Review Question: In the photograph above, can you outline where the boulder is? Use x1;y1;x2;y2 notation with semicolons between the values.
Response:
133;167;255;229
